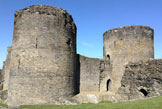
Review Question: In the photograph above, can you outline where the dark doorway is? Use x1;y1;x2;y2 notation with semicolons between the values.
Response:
107;79;111;91
140;89;148;97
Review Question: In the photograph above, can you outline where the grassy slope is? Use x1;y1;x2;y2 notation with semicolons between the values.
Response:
20;96;162;109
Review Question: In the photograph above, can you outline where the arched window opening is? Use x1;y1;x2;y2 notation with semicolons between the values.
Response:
107;54;110;60
107;79;111;91
139;89;148;97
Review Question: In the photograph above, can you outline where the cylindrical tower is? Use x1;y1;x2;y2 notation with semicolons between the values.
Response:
103;25;154;93
7;5;77;106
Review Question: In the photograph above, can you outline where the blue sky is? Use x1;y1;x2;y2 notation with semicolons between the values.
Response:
0;0;162;68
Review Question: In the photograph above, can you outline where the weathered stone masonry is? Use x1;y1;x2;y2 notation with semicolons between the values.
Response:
1;5;162;107
118;59;162;101
77;55;112;93
103;26;154;93
4;5;77;106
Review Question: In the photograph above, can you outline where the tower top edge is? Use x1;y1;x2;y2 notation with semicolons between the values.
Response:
103;25;154;37
14;5;69;18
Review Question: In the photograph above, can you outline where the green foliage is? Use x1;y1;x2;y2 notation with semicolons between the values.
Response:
20;96;162;109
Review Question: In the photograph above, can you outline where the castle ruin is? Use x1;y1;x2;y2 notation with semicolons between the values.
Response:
0;5;162;107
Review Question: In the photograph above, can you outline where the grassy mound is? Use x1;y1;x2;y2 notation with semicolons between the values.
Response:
20;96;162;109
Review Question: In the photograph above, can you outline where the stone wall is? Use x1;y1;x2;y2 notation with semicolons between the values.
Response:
2;47;12;91
77;55;112;93
1;4;160;106
6;5;77;106
103;25;154;93
78;55;100;93
0;61;8;104
0;69;2;90
99;58;112;92
118;59;162;101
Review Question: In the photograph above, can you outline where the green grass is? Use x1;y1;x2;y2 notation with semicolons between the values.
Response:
20;96;162;109
0;103;8;107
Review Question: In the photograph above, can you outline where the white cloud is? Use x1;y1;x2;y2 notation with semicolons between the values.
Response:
81;42;93;48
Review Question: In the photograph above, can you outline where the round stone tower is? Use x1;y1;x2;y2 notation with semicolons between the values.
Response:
7;5;77;106
103;25;154;93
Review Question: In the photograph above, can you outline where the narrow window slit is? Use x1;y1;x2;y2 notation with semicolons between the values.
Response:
36;38;38;48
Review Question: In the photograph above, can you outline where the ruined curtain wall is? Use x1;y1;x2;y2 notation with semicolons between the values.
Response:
77;55;112;93
118;59;162;100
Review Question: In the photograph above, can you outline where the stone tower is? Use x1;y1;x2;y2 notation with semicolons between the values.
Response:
6;5;77;106
103;25;154;93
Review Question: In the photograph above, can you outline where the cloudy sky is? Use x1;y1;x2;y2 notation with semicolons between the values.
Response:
0;0;162;68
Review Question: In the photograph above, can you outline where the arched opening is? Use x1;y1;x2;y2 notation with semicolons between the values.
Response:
106;54;110;65
139;89;148;97
107;54;110;59
107;79;111;91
